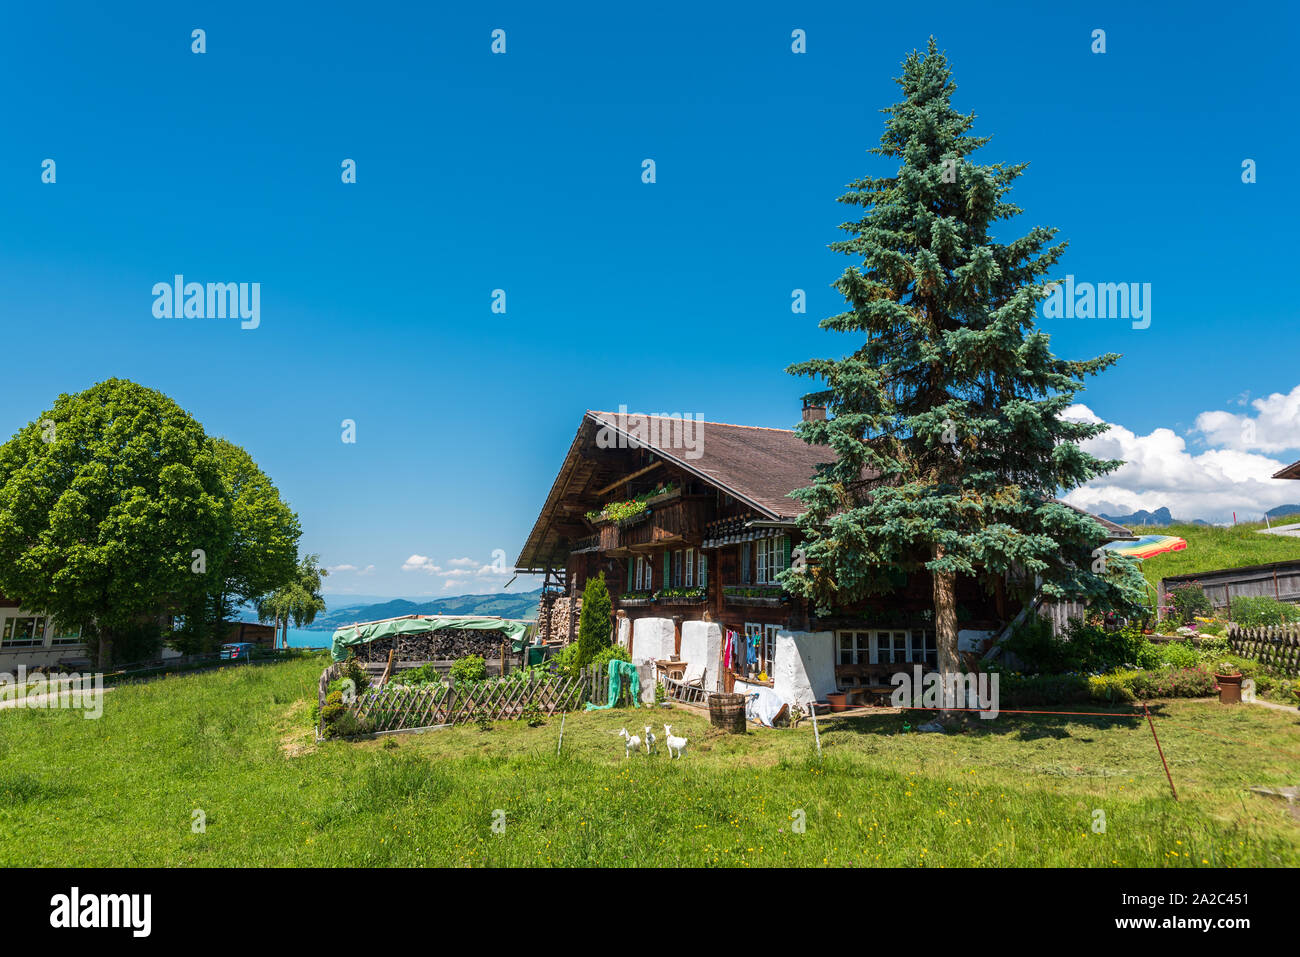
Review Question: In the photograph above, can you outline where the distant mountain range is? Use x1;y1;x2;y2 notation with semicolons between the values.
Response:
300;587;543;632
1099;505;1300;527
1100;507;1204;527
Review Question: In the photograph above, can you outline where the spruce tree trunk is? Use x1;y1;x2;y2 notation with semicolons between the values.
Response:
932;543;960;718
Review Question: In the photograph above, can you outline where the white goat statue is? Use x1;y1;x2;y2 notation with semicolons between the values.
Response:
663;724;688;759
642;725;656;755
618;727;642;758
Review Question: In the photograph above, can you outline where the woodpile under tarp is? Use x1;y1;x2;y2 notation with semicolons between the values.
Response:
348;629;509;665
330;614;532;661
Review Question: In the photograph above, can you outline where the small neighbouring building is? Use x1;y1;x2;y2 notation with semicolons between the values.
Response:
515;407;1133;714
0;595;87;673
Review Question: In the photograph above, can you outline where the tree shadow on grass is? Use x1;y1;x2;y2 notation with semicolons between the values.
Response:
825;702;1162;743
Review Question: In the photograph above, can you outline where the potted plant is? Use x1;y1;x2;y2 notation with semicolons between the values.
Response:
826;690;848;712
1214;661;1243;705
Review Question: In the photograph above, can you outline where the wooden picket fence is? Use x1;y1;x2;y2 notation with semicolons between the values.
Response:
346;668;591;733
1229;624;1300;676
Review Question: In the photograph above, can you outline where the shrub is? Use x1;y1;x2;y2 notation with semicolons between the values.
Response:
394;663;441;686
998;665;1218;708
1002;618;1157;674
589;643;630;672
450;655;487;682
546;642;586;680
575;573;614;669
317;688;374;738
1166;582;1213;624
1155;640;1200;669
1229;596;1300;628
338;655;370;697
1130;666;1217;698
1087;670;1140;703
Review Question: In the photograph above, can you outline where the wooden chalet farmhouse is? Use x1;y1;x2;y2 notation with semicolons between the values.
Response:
516;406;1132;711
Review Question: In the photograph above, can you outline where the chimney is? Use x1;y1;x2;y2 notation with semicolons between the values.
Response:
801;398;826;423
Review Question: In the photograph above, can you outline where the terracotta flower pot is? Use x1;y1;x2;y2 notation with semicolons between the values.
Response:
1215;673;1243;705
826;691;848;713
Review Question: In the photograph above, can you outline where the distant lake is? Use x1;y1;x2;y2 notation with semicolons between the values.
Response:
284;627;332;649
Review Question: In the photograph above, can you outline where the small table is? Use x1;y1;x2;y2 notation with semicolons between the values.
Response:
655;659;687;682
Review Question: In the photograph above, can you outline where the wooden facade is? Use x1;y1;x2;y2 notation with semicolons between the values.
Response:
517;411;1025;695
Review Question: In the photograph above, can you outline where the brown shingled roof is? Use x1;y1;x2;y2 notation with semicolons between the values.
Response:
1273;458;1300;480
586;410;836;521
514;409;1133;571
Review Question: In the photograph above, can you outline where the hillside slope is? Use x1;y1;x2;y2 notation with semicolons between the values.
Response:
307;588;542;631
1136;514;1300;594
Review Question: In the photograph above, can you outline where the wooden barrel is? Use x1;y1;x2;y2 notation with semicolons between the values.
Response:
708;692;747;733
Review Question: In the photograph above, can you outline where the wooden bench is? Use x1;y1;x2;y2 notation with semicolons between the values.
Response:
835;661;930;706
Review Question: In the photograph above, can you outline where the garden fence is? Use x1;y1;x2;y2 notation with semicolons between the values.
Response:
1228;624;1300;676
337;668;595;733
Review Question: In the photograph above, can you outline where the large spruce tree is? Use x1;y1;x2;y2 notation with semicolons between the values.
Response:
785;40;1145;688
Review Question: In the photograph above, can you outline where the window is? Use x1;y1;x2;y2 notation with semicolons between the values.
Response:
872;630;909;664
837;630;873;665
685;548;694;587
635;556;653;591
755;536;787;584
913;629;937;668
743;621;779;675
50;623;82;645
698;553;707;588
836;628;936;667
2;616;47;648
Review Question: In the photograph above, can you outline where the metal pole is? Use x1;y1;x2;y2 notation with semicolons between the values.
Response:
808;699;822;757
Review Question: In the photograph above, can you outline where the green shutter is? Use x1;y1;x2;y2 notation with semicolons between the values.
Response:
627;557;633;591
782;535;792;573
662;550;669;589
741;542;751;584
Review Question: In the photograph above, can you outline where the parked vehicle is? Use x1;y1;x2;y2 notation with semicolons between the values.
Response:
220;642;256;661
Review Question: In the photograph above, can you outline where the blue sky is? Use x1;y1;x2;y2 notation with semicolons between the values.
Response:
2;1;1296;598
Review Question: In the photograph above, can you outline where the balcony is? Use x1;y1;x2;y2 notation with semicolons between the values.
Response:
595;495;712;553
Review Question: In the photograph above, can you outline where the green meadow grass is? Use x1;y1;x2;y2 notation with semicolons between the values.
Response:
1;655;1297;867
1137;515;1300;596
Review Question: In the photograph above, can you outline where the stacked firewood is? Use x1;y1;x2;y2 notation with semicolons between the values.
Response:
348;630;510;664
540;597;581;643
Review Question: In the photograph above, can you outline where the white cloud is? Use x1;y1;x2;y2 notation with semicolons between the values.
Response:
401;554;440;574
328;563;376;576
447;557;478;568
1192;383;1300;454
1061;403;1299;523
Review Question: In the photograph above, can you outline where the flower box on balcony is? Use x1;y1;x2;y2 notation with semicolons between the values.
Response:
723;586;787;607
653;587;707;605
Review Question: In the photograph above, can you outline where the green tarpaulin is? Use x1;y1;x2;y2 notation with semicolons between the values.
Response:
331;615;532;661
584;658;640;710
